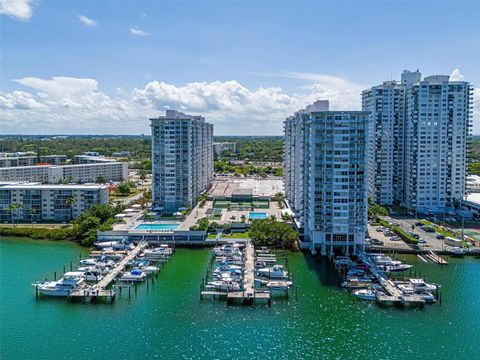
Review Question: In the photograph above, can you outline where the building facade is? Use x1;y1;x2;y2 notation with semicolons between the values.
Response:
73;155;117;164
0;154;67;168
0;183;109;222
285;101;369;255
213;142;237;156
0;162;128;183
150;110;213;214
363;71;473;214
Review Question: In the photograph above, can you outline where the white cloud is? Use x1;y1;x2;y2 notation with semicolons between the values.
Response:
78;15;97;27
450;68;465;81
0;0;33;21
130;26;150;37
1;74;478;135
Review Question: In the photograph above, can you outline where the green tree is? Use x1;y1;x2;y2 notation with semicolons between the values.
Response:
368;204;388;218
96;175;106;184
65;195;77;221
7;203;23;227
249;218;298;247
117;182;131;196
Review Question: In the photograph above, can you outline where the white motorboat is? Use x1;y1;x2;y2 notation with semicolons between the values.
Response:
213;272;241;281
370;255;402;267
206;280;241;291
80;258;97;266
215;264;242;272
334;256;352;268
139;266;158;274
94;241;118;249
400;288;436;303
113;242;135;251
34;272;84;297
444;246;466;256
213;245;242;257
256;265;288;279
353;289;377;301
82;270;104;282
77;265;111;276
143;246;172;260
383;264;413;273
266;280;293;291
408;278;437;292
120;269;147;282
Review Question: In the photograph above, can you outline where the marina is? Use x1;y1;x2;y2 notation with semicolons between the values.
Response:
200;242;294;305
339;252;440;307
2;238;479;359
32;240;174;303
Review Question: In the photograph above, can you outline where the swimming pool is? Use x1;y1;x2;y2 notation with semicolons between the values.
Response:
248;212;268;220
135;223;180;231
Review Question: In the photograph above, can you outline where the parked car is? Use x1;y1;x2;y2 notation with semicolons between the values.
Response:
415;222;424;226
424;227;435;233
417;238;427;244
436;234;445;239
376;227;384;232
389;222;400;227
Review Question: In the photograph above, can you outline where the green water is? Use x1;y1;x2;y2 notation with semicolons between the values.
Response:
1;237;479;359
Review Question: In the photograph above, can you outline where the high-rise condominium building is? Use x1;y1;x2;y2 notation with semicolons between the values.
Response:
285;101;369;255
363;70;473;213
150;110;213;214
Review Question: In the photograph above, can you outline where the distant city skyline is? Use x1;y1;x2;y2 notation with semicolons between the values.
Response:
1;0;479;135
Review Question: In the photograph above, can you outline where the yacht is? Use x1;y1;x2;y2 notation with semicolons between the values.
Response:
400;288;436;303
206;280;241;291
370;255;402;267
143;246;172;260
383;264;413;273
120;269;147;282
444;246;466;256
353;289;377;301
256;265;288;279
213;244;243;256
80;258;97;266
334;256;352;268
94;241;118;249
213;272;241;281
266;280;293;291
408;278;437;292
215;264;242;273
138;266;158;274
34;272;84;297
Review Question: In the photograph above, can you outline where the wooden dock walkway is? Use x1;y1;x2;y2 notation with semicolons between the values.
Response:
426;250;448;265
69;241;147;300
201;241;271;304
359;253;425;306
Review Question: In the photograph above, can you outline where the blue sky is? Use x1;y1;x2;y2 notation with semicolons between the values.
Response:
1;0;479;135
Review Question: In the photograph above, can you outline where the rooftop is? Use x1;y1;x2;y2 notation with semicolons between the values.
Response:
465;193;480;205
0;182;108;190
209;177;283;198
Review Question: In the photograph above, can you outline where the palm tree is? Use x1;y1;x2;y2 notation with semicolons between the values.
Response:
65;195;77;221
29;207;38;226
240;214;246;223
7;203;23;228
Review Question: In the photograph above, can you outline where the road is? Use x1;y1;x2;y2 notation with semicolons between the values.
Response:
370;214;447;251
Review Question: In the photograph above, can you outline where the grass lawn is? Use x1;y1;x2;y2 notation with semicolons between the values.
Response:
207;232;249;239
418;219;457;238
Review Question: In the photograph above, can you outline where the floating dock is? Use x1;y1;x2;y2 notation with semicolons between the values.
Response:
425;251;448;265
68;241;148;302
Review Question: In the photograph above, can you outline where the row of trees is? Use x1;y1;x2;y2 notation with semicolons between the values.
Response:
214;160;283;177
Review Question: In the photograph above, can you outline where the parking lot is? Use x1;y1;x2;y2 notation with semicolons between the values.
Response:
368;215;448;251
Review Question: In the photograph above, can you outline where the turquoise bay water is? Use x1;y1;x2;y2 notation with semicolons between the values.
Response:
135;223;180;230
1;237;479;359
